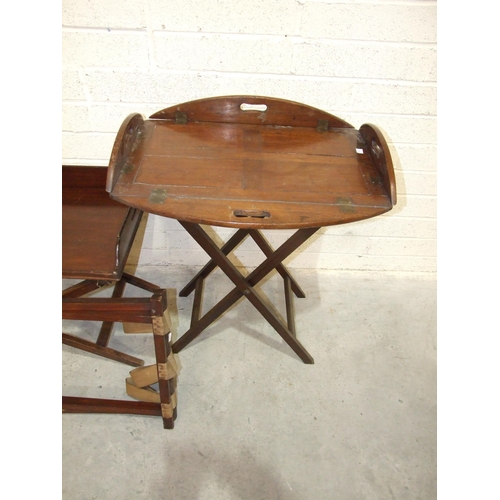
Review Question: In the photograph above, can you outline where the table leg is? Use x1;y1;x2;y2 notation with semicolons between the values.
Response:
190;278;204;328
248;230;306;298
179;228;305;299
62;289;177;429
151;295;176;430
96;278;127;347
284;276;296;337
173;223;319;363
179;229;249;297
62;333;144;367
62;278;144;366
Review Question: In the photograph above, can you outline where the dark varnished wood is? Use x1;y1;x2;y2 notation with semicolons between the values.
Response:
62;397;177;427
95;278;127;347
249;230;305;298
359;123;397;205
62;166;149;366
106;96;397;364
149;95;354;128
62;333;144;367
108;96;396;230
63;166;176;428
284;276;296;337
62;397;162;416
62;286;176;429
172;223;319;363
63;165;143;280
106;113;145;193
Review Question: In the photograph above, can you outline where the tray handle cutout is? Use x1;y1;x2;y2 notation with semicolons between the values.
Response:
240;103;268;112
233;209;271;219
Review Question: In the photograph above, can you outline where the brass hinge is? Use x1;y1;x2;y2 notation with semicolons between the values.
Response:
317;119;329;133
175;111;187;124
336;196;356;214
149;188;167;204
121;161;134;174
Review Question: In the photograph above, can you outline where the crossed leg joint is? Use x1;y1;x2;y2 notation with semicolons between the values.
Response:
173;224;319;364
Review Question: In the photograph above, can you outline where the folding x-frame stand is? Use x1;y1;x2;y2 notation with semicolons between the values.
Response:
171;222;320;364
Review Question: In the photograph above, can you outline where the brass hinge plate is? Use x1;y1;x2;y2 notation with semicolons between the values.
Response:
336;196;356;213
121;162;134;174
175;111;187;124
317;119;329;132
149;188;167;204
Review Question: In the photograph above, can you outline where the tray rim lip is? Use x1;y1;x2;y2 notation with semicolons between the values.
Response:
149;94;355;129
108;191;393;230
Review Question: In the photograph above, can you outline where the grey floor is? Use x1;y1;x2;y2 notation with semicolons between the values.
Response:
62;266;436;500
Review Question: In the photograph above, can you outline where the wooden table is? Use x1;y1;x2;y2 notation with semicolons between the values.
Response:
107;96;397;364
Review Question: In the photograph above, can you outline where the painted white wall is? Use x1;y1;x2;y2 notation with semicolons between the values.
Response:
62;0;437;274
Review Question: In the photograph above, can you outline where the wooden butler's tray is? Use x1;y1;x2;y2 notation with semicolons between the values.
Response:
104;96;397;365
106;96;396;229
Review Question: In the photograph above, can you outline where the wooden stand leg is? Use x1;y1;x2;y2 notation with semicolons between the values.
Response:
62;286;179;429
190;278;204;328
62;333;144;367
179;229;249;297
173;223;319;363
249;230;306;298
63;278;142;365
151;306;176;429
284;275;296;337
96;278;127;347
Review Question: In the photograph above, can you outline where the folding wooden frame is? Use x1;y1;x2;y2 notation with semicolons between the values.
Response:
62;165;178;429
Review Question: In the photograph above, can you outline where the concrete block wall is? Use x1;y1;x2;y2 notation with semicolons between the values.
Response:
62;0;437;274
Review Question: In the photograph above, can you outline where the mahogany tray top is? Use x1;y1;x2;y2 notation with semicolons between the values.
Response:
62;166;143;280
106;96;396;229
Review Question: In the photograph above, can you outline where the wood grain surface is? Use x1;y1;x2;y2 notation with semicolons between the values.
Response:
108;96;396;229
